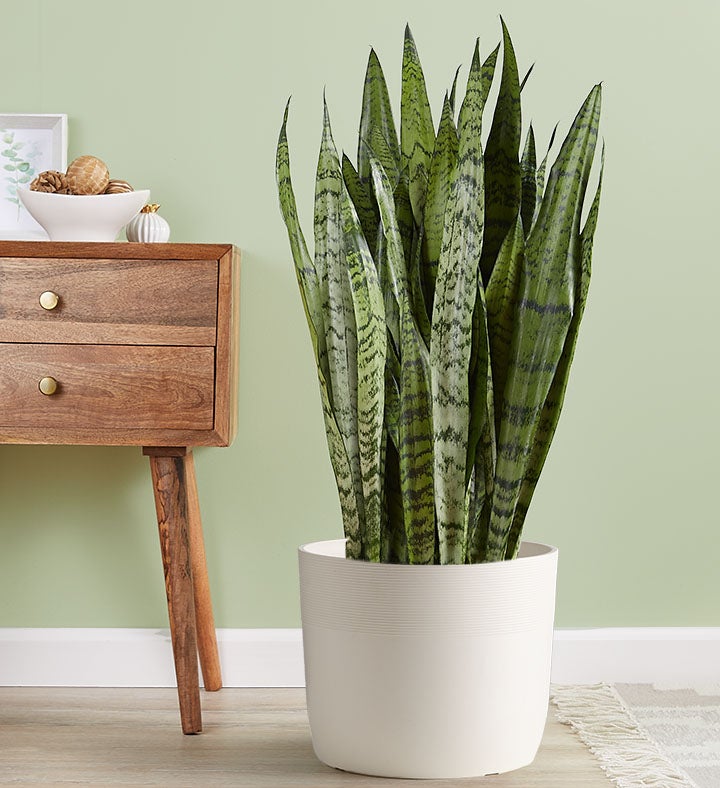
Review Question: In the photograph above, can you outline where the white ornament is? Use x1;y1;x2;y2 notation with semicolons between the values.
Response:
126;204;170;243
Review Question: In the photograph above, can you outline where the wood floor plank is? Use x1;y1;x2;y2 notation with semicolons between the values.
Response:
0;688;610;786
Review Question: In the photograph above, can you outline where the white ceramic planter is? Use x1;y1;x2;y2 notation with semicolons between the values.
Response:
299;539;558;779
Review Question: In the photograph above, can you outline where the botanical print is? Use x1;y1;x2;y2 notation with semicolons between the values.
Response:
2;129;39;217
0;126;53;237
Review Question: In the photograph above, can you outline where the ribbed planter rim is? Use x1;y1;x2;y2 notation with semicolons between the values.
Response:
299;538;558;637
299;537;557;566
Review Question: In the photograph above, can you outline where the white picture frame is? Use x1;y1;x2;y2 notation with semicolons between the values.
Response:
0;113;68;240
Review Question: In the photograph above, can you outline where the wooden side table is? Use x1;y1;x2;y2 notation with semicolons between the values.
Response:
0;241;240;734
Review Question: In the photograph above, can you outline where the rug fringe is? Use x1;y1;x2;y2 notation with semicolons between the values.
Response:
551;683;698;788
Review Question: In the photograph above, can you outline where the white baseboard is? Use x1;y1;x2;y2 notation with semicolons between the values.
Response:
552;628;720;684
0;627;718;687
0;628;305;688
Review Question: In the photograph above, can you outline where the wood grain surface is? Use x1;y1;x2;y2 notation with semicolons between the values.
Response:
0;424;232;446
0;257;218;346
184;451;223;692
0;240;233;260
0;343;215;431
213;246;240;445
149;454;202;734
0;688;611;786
0;242;239;447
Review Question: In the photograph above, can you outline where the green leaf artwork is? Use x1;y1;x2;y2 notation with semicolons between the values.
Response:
276;21;603;564
0;129;38;220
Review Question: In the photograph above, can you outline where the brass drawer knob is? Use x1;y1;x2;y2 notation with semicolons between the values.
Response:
38;376;58;396
39;291;60;310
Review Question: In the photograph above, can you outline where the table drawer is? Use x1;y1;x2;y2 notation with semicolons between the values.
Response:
0;258;218;345
0;344;215;431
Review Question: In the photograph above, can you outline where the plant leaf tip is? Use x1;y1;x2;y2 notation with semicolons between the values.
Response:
280;97;292;128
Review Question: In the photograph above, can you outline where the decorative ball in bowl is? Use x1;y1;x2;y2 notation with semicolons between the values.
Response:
18;188;150;242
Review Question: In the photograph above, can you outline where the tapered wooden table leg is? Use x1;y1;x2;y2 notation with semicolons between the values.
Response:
184;451;222;691
147;448;202;734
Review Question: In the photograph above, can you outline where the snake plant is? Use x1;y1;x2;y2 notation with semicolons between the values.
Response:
276;20;603;564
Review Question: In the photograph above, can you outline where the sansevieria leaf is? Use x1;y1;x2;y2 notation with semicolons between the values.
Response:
520;125;537;233
358;49;400;184
314;100;366;547
431;40;488;564
423;94;459;310
481;44;500;104
534;124;558;222
487;84;602;561
342;154;379;256
381;437;407;563
460;41;503;530
505;143;604;558
276;103;362;555
448;66;461;113
520;63;534;92
340;174;387;562
480;18;522;286
276;101;326;363
401;25;435;226
486;212;524;436
371;157;436;564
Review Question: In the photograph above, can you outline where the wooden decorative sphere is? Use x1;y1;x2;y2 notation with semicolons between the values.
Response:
65;155;110;195
104;179;134;194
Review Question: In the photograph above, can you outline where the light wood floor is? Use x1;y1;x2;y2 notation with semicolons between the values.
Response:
0;688;609;786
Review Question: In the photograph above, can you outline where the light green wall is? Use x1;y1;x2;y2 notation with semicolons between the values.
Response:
1;0;718;628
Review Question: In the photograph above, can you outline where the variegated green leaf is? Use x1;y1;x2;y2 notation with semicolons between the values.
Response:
314;101;365;545
423;94;459;309
397;310;435;565
393;170;415;271
316;376;363;559
381;436;408;563
534;123;558;221
276;102;362;555
505;143;604;558
342;153;379;256
366;124;401;188
456;41;499;518
380;349;403;562
373;225;400;350
520;125;536;233
487;84;602;561
520;63;534;92
409;222;432;346
486;212;524;436
358;49;400;184
448;66;461;113
464;313;496;562
276;100;325;357
481;44;500;102
393;168;431;347
371;156;436;564
340;175;387;562
384;342;401;447
401;25;435;226
480;18;522;287
430;40;488;565
465;425;495;563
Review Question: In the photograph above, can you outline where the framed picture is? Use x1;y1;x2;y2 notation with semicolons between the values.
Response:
0;113;68;240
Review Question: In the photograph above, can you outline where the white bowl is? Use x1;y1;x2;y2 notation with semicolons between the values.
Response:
18;188;150;242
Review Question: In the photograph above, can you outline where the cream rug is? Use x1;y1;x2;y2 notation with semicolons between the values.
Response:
551;683;720;787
